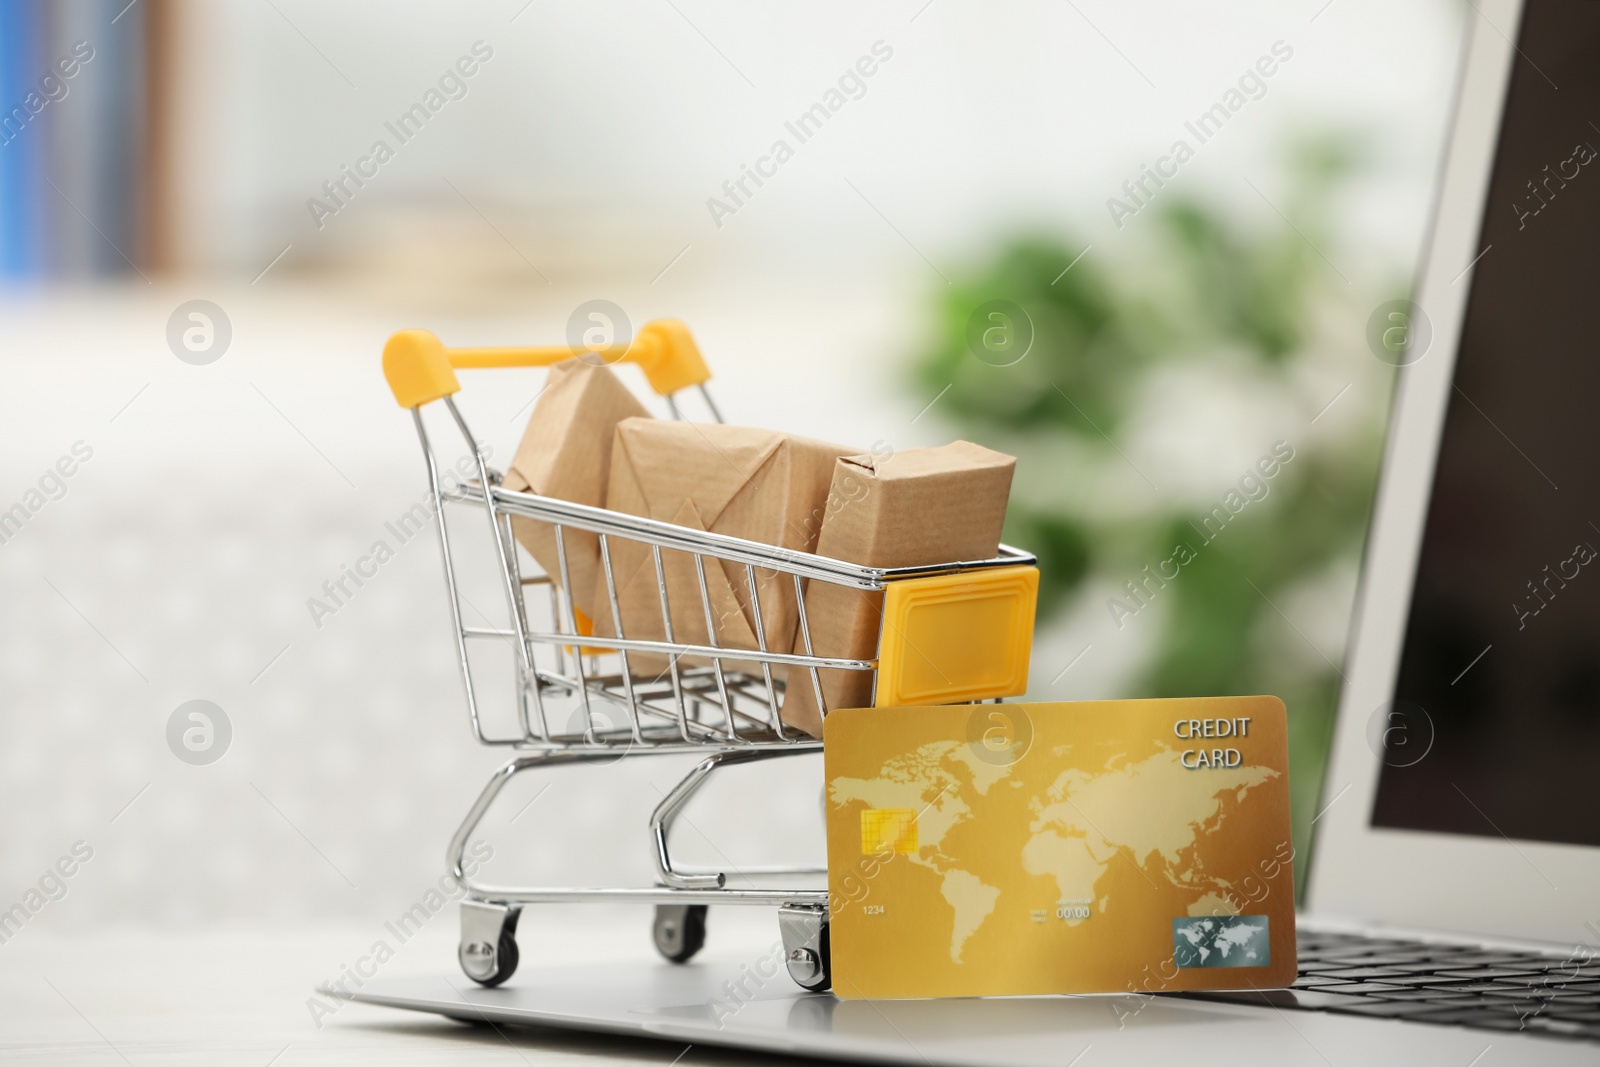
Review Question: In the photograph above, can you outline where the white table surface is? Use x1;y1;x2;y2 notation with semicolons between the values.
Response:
1;907;823;1066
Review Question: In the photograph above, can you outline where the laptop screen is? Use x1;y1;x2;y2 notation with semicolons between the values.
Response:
1370;0;1600;847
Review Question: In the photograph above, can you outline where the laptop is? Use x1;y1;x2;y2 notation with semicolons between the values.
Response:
1177;0;1600;1046
348;0;1600;1058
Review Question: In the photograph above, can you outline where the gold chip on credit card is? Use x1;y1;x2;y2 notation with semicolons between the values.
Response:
824;697;1298;999
861;808;919;855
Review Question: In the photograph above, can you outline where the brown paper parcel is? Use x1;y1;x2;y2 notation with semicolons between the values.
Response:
502;360;650;627
595;418;854;679
780;440;1016;737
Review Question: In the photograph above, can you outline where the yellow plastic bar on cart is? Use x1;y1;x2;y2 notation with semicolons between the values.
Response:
566;607;609;658
873;564;1038;707
382;319;711;408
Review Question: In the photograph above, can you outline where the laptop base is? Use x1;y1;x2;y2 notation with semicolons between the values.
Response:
340;954;1590;1066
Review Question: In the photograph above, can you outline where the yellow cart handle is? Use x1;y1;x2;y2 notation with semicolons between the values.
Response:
382;318;710;408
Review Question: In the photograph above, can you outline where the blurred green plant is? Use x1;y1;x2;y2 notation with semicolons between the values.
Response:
911;135;1389;894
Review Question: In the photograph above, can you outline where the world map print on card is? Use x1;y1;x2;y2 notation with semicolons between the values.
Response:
824;698;1298;999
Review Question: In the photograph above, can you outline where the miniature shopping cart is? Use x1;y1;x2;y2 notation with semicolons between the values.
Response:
381;321;1039;992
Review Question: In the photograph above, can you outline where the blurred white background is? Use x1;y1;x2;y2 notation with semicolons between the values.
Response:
1;0;1461;948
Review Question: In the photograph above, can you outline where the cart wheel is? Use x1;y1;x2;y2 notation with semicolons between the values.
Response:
653;904;708;962
459;901;521;987
778;904;831;993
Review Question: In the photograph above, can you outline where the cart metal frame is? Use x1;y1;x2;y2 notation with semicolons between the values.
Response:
385;325;1035;990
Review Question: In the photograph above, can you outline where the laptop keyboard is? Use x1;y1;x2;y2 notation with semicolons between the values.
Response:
1183;929;1600;1041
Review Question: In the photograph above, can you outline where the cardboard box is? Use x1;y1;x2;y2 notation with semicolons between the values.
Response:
501;360;650;627
595;418;855;677
780;441;1016;736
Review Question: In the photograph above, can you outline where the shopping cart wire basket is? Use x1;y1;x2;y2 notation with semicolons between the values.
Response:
382;321;1039;991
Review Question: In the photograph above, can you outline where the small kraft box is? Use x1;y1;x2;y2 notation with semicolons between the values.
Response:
595;418;855;675
502;360;650;630
781;440;1016;736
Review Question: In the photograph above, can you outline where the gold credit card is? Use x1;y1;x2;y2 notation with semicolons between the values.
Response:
824;697;1297;999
